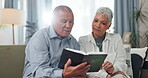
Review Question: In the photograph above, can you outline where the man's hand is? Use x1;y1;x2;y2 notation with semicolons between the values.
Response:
102;61;114;74
62;59;90;78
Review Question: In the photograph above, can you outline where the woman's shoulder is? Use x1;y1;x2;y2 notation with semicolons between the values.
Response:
79;34;92;41
106;33;122;41
107;33;121;38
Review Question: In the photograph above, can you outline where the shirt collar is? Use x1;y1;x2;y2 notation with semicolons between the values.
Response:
87;32;111;44
50;26;58;38
104;32;111;41
49;26;71;40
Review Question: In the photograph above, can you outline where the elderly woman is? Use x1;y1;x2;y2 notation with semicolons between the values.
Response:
78;7;129;78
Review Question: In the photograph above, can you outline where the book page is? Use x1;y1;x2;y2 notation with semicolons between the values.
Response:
87;52;108;55
65;48;108;55
65;48;86;55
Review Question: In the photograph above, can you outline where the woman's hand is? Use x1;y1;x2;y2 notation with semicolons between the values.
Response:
106;75;112;78
102;61;114;74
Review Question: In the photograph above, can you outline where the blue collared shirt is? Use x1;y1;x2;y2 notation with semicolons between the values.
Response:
23;26;80;78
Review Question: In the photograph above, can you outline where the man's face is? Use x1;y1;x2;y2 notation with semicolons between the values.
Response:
92;14;111;38
53;10;74;38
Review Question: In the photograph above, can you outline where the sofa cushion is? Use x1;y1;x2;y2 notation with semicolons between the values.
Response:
0;45;26;78
124;44;133;78
131;54;143;78
131;47;148;59
131;47;148;78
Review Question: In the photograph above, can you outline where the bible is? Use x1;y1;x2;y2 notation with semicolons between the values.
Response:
58;48;107;72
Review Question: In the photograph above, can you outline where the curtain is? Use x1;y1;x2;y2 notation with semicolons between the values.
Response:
25;0;38;44
25;0;52;44
4;0;14;8
114;0;139;47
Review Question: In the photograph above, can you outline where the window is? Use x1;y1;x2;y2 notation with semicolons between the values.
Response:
0;0;4;9
50;0;114;40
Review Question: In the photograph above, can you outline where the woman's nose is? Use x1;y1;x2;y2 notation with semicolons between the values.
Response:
96;22;101;27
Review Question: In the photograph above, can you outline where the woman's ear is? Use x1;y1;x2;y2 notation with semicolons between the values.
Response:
107;23;112;29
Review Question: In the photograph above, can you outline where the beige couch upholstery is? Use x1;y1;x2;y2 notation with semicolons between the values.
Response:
0;45;147;78
0;45;26;78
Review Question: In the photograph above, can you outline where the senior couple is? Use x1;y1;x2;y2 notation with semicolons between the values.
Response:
23;5;130;78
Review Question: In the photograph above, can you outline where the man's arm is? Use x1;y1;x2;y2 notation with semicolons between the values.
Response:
25;32;90;78
24;31;65;77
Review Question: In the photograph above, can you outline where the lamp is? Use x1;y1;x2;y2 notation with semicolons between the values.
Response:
0;8;26;44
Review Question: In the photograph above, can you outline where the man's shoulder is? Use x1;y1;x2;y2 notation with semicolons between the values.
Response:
69;34;77;41
30;27;50;40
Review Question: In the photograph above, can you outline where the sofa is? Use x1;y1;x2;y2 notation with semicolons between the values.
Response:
0;45;26;78
0;45;147;78
141;61;148;78
130;47;148;78
139;48;148;78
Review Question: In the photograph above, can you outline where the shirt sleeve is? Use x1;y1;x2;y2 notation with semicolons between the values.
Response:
96;34;127;77
112;34;127;74
86;69;108;78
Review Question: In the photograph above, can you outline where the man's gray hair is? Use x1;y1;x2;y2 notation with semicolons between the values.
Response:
96;7;113;23
53;5;73;17
52;5;73;24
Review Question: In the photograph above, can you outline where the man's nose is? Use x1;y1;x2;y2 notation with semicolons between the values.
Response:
66;21;72;27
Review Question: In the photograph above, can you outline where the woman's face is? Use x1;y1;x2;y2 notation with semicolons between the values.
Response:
92;14;111;38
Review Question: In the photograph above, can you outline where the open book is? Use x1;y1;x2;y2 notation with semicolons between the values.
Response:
58;48;108;72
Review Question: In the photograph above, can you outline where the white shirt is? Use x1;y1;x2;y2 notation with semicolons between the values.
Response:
78;32;128;78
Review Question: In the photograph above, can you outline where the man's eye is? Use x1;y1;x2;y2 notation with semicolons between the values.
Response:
61;20;67;23
69;20;74;23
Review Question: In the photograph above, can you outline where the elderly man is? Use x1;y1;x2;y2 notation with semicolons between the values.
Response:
23;5;90;78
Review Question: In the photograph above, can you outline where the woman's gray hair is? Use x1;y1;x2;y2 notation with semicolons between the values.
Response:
96;7;113;23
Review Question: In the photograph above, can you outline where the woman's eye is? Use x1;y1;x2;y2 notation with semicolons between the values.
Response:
94;19;98;22
102;22;107;25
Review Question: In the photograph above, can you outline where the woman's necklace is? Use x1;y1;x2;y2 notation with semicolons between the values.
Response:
94;34;106;52
96;42;102;52
96;42;102;46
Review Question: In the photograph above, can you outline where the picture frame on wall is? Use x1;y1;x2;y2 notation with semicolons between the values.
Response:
122;32;132;44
